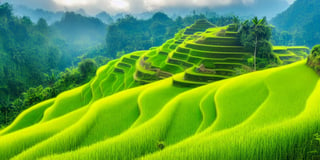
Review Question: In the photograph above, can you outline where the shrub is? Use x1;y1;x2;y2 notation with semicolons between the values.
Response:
78;59;97;79
307;45;320;74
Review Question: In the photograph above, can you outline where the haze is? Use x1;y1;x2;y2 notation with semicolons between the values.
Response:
4;0;295;16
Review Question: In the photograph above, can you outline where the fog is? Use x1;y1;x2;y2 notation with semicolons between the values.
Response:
4;0;294;16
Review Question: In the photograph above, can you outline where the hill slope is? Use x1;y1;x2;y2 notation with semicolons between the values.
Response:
0;21;317;159
271;0;320;47
0;59;319;159
271;0;320;32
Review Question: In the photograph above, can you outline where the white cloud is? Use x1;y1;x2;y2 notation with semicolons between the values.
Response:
143;0;235;11
241;0;255;5
4;0;292;16
110;0;130;11
49;0;256;13
53;0;95;6
286;0;295;4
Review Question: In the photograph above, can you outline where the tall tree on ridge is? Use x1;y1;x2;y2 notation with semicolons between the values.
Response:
252;16;267;71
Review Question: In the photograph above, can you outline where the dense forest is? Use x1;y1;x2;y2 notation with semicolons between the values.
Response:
0;3;59;105
0;3;104;126
271;0;320;47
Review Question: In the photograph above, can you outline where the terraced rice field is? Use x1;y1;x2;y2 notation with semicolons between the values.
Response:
0;20;316;160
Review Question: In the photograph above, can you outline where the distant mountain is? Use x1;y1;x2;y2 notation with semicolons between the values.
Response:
139;0;290;20
271;0;320;47
51;12;107;49
12;5;63;24
95;11;113;24
272;0;320;32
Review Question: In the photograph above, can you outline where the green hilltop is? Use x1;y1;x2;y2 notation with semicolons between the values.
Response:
0;20;318;159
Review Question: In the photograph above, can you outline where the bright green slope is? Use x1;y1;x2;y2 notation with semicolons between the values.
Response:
0;60;319;159
0;20;318;159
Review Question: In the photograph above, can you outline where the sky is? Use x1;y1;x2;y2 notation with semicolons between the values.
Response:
3;0;296;15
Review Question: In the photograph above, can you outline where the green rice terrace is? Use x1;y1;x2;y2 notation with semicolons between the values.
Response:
1;20;319;159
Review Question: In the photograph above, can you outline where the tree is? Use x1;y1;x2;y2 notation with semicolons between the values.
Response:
78;59;97;79
36;18;49;34
0;3;12;19
307;45;320;74
252;16;267;71
232;15;240;31
240;17;273;70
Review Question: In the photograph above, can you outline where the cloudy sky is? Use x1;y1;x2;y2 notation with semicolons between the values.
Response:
3;0;295;15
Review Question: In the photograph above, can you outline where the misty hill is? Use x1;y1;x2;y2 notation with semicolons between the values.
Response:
95;11;113;24
272;0;320;32
271;0;320;47
0;3;61;105
12;5;63;24
207;0;289;19
51;12;107;49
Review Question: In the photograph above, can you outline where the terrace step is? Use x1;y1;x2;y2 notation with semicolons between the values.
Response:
172;74;207;87
190;49;251;59
122;57;137;65
130;55;140;59
201;62;244;69
167;58;194;68
176;47;190;54
114;67;125;73
225;32;240;37
184;19;215;35
197;37;242;46
117;62;131;69
200;58;247;65
172;52;189;60
185;43;247;52
184;69;230;82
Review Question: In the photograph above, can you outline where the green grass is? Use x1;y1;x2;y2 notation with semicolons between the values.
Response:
4;60;317;160
0;22;317;160
0;99;55;135
273;46;309;65
1;59;319;160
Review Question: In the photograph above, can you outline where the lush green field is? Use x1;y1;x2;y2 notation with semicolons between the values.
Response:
0;20;317;159
1;59;318;160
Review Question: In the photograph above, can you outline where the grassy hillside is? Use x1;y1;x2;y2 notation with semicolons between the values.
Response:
0;20;317;159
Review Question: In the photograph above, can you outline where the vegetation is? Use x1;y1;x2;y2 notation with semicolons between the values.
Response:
51;12;106;50
106;12;234;58
0;3;237;125
0;58;97;127
0;3;61;106
307;45;320;74
0;17;314;159
271;0;320;47
239;16;274;70
0;1;318;159
0;56;317;160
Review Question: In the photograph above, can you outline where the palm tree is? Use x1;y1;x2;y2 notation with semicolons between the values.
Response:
232;16;240;31
252;17;266;71
239;20;249;33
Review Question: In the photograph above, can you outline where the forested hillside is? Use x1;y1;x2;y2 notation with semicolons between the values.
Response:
271;0;320;47
51;12;106;50
0;3;60;105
